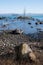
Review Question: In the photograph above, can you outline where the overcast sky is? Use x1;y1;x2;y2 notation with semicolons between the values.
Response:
0;0;43;14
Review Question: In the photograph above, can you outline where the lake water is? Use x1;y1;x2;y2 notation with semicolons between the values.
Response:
0;14;43;34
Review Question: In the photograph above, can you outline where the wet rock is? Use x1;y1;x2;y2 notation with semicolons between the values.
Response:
9;29;23;34
35;22;38;25
35;21;43;25
28;22;31;25
15;29;23;34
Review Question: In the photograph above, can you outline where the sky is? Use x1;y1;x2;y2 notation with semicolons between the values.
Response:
0;0;43;14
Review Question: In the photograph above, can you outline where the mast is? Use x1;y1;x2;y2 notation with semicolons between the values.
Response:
24;8;26;18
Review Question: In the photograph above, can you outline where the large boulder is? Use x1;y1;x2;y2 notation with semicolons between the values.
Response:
20;43;36;62
21;43;32;55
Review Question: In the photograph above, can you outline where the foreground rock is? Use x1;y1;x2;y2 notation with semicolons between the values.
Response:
20;43;36;62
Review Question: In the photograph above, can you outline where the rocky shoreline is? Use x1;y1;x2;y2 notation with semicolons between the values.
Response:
0;32;43;65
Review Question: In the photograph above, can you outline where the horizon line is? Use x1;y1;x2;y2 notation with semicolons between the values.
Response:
0;12;43;14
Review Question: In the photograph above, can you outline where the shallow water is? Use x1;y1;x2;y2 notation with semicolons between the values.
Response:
0;14;43;34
